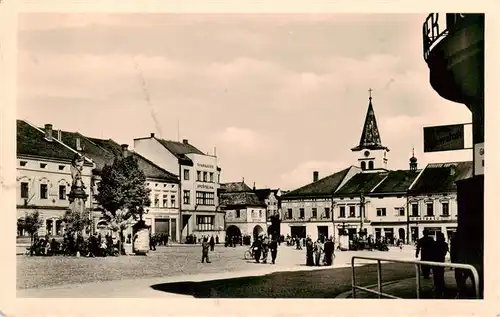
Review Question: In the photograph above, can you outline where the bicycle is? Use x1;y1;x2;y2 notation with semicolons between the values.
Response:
244;247;255;260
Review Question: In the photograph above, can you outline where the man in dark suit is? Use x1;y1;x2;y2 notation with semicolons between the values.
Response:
416;229;435;279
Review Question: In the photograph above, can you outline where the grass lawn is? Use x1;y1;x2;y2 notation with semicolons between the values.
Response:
150;262;416;298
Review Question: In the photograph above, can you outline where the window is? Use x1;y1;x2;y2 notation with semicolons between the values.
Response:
183;190;190;204
442;202;449;216
299;208;305;219
397;207;405;216
325;207;330;219
59;185;66;200
368;161;374;170
40;184;48;199
259;210;263;218
154;194;159;207
196;191;215;206
58;165;64;171
184;169;190;180
21;182;29;199
163;194;168;208
349;206;355;218
361;161;366;170
196;215;214;231
411;204;419;217
20;161;27;167
236;209;241;218
339;206;346;218
426;203;434;217
209;172;214;182
287;209;292;219
203;172;208;182
197;171;202;181
376;208;387;217
170;195;176;207
312;208;317;218
40;163;47;169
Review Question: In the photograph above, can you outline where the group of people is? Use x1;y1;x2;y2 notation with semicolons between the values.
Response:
27;232;119;257
250;235;280;264
305;236;336;266
415;229;458;298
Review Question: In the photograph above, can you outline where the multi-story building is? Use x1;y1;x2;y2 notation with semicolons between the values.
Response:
219;182;267;242
280;93;466;245
407;161;472;243
134;134;224;241
16;120;94;237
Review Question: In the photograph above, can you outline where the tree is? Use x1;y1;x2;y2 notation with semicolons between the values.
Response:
23;211;43;248
62;208;91;236
95;155;151;253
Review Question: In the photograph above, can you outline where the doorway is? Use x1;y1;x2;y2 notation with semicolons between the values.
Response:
317;226;329;242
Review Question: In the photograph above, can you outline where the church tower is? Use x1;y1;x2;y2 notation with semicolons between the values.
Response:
351;89;389;171
409;147;418;171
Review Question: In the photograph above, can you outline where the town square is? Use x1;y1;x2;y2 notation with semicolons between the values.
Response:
13;12;484;300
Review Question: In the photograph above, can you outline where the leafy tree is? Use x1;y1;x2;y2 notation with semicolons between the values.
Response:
95;155;151;253
23;211;43;247
62;208;91;236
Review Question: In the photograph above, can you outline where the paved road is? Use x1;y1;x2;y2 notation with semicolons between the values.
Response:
17;244;419;298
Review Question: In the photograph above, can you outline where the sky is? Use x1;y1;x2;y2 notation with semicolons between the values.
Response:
17;13;472;190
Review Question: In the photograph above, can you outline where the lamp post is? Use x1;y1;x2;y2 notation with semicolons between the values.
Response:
330;196;336;242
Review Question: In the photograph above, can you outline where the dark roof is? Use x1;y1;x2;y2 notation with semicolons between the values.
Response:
220;182;252;192
220;192;266;207
283;167;352;199
351;97;389;152
369;169;422;195
409;161;473;194
132;152;179;182
59;131;116;171
17;120;79;162
253;188;278;201
334;172;388;197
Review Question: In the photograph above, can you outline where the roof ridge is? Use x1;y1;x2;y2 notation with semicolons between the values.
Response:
22;120;94;165
369;173;390;193
408;164;428;191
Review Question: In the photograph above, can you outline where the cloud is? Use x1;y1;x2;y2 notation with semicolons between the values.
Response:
280;160;348;190
213;127;266;153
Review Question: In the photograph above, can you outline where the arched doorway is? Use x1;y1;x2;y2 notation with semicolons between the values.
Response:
253;225;264;240
398;228;406;243
226;225;241;238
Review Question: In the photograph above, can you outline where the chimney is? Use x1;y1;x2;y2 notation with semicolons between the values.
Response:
182;139;189;144
57;129;62;141
253;182;256;190
44;124;53;141
313;171;319;182
150;133;155;138
121;144;129;157
76;137;82;151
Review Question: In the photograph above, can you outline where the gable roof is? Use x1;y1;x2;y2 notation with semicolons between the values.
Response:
219;191;267;208
132;152;179;182
17;120;85;163
409;161;473;194
369;169;422;195
253;188;280;201
282;167;352;199
220;181;252;192
334;171;388;197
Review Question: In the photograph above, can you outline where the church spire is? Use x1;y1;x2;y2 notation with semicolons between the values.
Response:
351;89;389;152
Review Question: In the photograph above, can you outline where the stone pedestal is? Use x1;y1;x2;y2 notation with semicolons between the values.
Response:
68;185;89;236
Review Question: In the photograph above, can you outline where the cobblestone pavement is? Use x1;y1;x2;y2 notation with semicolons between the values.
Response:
17;244;419;297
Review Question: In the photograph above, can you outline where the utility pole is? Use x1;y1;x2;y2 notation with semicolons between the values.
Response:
360;193;365;235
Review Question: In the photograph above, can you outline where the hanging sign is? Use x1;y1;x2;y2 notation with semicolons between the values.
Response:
474;142;484;175
423;124;465;152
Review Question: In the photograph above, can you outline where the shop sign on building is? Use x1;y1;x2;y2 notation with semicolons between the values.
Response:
423;123;465;152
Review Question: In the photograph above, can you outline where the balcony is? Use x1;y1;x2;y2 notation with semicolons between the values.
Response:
422;13;484;106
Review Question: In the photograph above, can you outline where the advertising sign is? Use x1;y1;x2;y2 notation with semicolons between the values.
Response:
474;142;484;175
423;124;465;152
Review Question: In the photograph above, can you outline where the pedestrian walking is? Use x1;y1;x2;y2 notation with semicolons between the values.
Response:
201;237;211;263
209;235;215;251
431;232;449;298
252;237;262;263
323;237;334;266
416;229;435;279
314;239;323;266
261;236;269;264
306;237;314;266
270;236;278;264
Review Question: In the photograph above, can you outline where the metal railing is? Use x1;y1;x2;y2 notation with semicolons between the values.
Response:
351;256;480;299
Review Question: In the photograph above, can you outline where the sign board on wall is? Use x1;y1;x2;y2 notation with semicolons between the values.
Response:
474;142;484;175
423;124;465;152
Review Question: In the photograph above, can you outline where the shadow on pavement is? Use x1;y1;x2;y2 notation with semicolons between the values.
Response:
150;263;416;298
